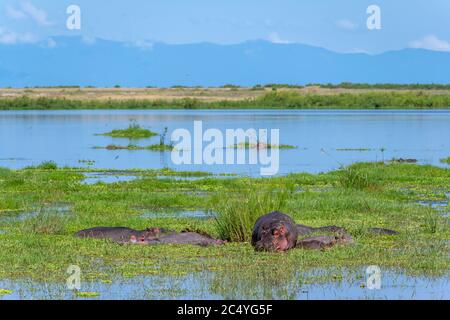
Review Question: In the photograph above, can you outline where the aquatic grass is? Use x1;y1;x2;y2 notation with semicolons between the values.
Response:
25;161;58;170
21;209;68;235
213;182;294;242
98;144;174;151
0;162;448;290
75;291;100;298
99;124;157;139
336;148;371;152
230;142;296;149
337;167;380;190
0;289;12;295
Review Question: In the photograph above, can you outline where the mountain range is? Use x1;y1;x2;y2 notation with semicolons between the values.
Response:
1;36;450;87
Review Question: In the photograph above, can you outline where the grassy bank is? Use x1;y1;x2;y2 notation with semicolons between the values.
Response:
0;162;448;292
1;91;450;110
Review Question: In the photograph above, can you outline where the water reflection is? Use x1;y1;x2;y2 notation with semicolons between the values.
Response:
0;268;448;300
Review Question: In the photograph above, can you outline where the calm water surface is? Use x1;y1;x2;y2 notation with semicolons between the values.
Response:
1;109;450;175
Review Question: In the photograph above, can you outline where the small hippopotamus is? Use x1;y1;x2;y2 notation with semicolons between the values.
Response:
125;231;226;247
297;234;354;250
251;211;298;252
75;226;174;242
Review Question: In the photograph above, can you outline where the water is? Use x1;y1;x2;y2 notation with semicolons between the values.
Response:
0;269;448;300
1;109;450;176
142;210;214;219
82;172;139;185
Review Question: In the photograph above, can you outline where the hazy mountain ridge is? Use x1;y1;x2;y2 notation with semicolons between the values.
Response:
1;36;449;87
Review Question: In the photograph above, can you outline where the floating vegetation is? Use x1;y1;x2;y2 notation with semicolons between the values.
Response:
391;158;418;163
78;159;96;166
96;144;174;151
440;157;450;165
230;142;296;150
0;289;12;296
98;124;157;139
75;291;100;298
336;148;371;152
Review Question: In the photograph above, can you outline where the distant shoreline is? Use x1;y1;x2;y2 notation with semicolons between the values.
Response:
1;86;450;110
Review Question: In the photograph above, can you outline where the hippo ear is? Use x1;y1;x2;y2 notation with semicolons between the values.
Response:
279;226;286;235
140;236;145;242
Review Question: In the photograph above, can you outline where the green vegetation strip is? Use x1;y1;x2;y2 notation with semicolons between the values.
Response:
0;162;448;287
3;91;450;109
98;124;157;139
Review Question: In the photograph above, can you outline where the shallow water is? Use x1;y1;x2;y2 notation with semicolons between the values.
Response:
142;210;214;219
0;269;448;300
1;109;450;176
82;172;139;185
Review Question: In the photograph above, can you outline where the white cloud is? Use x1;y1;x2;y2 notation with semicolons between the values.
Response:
336;19;358;30
20;1;53;26
0;26;38;44
130;40;154;51
409;35;450;52
82;35;96;45
5;4;27;19
267;32;290;44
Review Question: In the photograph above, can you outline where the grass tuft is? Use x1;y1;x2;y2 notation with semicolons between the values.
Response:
213;183;294;242
99;124;157;139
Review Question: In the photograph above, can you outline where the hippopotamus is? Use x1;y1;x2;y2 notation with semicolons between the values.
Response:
122;231;226;247
251;212;397;252
296;224;348;236
251;211;299;252
75;227;175;242
75;227;225;247
297;234;354;250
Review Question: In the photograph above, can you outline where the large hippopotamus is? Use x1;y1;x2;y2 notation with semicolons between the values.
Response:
251;212;397;252
75;227;225;247
251;211;299;252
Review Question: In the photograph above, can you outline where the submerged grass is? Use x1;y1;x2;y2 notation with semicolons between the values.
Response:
0;161;448;290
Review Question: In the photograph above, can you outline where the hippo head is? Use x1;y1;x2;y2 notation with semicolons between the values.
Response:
129;235;147;244
254;222;294;252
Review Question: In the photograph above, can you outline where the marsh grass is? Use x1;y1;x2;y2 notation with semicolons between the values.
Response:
338;167;380;190
26;161;58;170
0;162;448;287
21;209;68;235
100;144;174;151
440;157;450;165
99;124;157;139
213;182;294;242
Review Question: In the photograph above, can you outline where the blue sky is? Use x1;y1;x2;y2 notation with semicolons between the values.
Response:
1;0;449;53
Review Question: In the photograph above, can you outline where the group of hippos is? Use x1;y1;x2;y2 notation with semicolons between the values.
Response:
75;211;398;252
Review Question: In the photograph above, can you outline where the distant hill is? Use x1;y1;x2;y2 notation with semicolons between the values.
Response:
1;36;450;87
